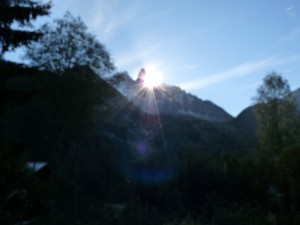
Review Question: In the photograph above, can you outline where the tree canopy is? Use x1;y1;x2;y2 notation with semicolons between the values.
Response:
0;0;51;56
25;12;114;74
254;72;298;155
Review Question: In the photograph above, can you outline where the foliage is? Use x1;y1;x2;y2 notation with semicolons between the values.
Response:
277;146;300;212
25;12;114;74
0;62;116;223
254;72;299;155
0;0;50;56
0;139;51;225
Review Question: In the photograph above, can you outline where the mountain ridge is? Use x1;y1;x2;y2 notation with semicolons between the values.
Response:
107;72;233;122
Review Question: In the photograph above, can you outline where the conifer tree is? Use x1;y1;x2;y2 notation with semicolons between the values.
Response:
0;0;51;56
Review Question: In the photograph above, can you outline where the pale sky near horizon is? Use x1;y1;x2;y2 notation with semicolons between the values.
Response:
5;0;300;116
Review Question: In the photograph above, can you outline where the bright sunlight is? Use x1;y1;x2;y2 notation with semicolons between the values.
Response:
142;64;163;88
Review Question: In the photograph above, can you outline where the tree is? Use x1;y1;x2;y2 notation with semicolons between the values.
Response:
25;12;114;74
254;72;298;155
0;0;50;56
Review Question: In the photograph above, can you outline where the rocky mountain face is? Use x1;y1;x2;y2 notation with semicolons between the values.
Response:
107;72;233;122
94;71;248;154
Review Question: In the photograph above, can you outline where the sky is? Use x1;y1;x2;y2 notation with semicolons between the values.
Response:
5;0;300;116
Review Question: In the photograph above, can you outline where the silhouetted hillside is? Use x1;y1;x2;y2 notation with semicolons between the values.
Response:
230;106;257;141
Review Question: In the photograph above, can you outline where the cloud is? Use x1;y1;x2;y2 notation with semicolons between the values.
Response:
51;0;140;40
179;57;276;91
179;55;300;91
98;2;140;40
285;6;296;17
115;42;164;68
278;27;300;44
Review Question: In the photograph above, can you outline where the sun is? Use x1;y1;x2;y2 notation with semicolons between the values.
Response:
142;64;163;88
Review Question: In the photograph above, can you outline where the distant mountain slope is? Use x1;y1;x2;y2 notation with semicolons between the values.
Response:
108;72;233;122
230;106;257;144
230;87;300;141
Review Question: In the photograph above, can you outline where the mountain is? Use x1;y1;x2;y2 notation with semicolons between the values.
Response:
230;106;257;145
230;87;300;142
0;62;252;160
0;62;260;224
107;72;233;122
92;71;249;154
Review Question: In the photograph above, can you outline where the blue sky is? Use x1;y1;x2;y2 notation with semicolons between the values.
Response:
5;0;300;116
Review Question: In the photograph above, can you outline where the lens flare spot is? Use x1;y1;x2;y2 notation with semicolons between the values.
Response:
136;141;148;156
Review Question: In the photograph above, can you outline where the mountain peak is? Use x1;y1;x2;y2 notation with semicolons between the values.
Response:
107;72;232;122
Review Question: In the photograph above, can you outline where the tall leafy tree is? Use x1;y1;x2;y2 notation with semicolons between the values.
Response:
254;72;298;155
0;0;51;56
25;12;114;74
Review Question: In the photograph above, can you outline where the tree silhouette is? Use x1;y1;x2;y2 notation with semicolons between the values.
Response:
0;0;50;56
254;72;298;155
25;12;114;74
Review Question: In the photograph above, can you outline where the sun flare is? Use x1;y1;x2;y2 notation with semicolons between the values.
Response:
142;64;163;88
